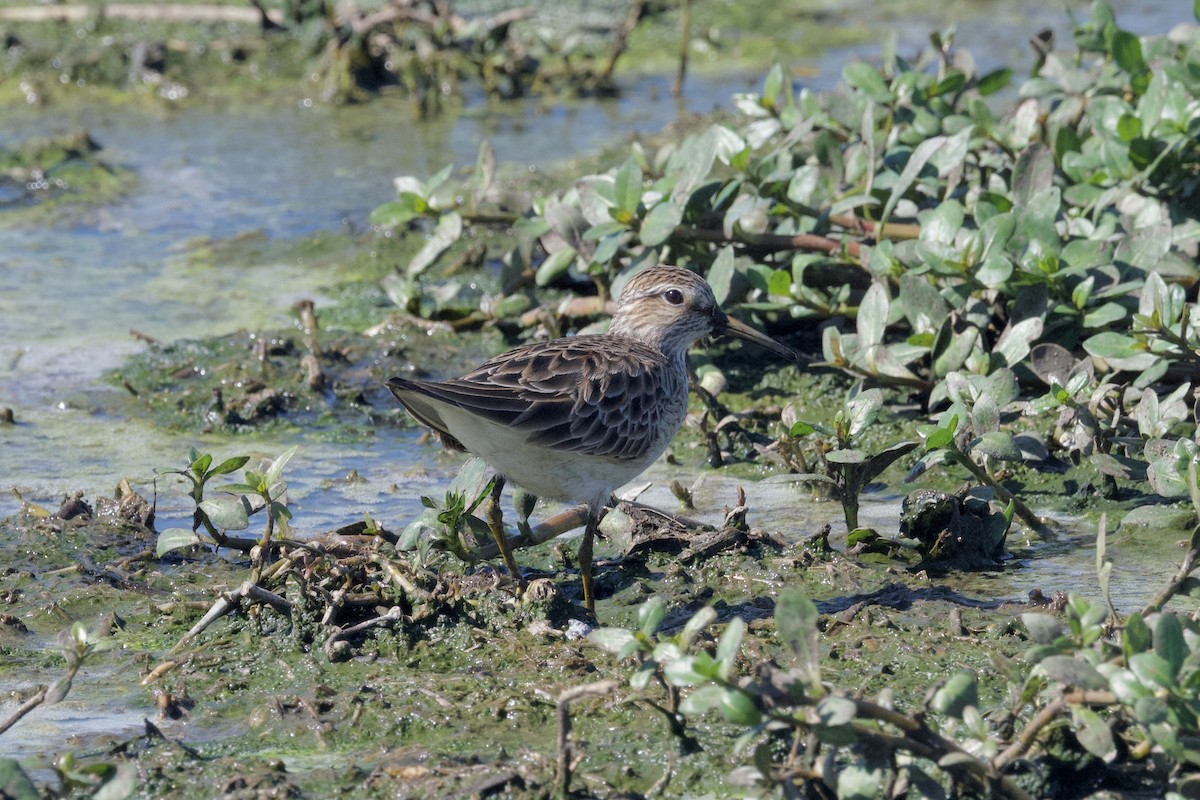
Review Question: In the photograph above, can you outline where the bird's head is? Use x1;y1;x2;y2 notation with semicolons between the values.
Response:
608;265;796;362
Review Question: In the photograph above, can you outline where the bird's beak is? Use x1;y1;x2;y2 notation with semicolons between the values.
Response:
716;312;797;362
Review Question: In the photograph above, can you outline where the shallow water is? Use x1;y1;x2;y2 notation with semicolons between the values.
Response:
0;0;1193;591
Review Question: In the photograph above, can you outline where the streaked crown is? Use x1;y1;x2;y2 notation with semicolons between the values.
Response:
607;265;724;355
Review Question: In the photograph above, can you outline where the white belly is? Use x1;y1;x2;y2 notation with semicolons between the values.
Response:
438;404;669;507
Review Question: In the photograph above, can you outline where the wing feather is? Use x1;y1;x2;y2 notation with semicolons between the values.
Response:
389;335;673;462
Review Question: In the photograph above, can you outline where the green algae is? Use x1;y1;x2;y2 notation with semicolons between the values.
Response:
0;495;1044;799
621;0;872;75
0;129;135;220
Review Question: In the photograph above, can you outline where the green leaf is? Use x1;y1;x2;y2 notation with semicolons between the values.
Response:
976;67;1012;96
263;445;298;488
535;246;576;287
1083;302;1127;329
845;389;883;438
920;200;964;245
44;674;72;704
199;496;251;531
816;695;857;726
1083;331;1142;359
762;63;786;109
826;448;866;465
931;671;978;719
768;268;792;298
449;457;495;515
835;762;883;796
679;685;724;715
471;140;495;209
90;764;136;800
637;596;666;637
208;455;250;477
1109;29;1148;75
663;655;707;687
630;663;655;690
189;452;212;477
1135;695;1170;725
587;627;637;653
862;441;918;484
369;194;427;227
1107;667;1151;704
613;157;643;221
269;501;292;527
408;212;464;276
1012;144;1055;208
814;720;858;746
1022;612;1063;644
0;758;40;800
156;527;203;557
1037;655;1109;689
708;246;736;306
1123;612;1152;659
881;137;944;228
776;590;821;694
1130;651;1176;689
720;689;762;726
786;164;819;205
680;606;718;649
923;426;954;451
842;61;892;103
1072;706;1115;758
396;509;438;551
423;163;453;195
243;465;267;491
932;70;966;97
583;222;626;242
857;283;889;350
972;432;1022;462
639;200;682;247
1154;613;1186;679
1178;576;1200;599
716;617;745;680
1116;113;1141;142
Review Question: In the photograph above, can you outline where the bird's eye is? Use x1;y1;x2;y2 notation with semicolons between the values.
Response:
663;288;685;305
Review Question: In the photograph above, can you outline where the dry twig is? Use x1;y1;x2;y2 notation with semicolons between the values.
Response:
556;680;619;797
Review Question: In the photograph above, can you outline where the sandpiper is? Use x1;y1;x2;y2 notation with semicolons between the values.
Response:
387;264;795;612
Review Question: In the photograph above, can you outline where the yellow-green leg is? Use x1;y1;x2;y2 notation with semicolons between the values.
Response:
486;476;525;592
578;508;598;613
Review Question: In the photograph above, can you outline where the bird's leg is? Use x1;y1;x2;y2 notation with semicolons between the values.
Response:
513;487;538;544
578;506;599;613
486;475;526;593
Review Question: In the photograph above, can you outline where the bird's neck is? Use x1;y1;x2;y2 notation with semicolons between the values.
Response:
608;317;693;361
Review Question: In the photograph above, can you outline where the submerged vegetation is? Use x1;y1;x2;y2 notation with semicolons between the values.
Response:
5;0;1200;798
0;129;134;217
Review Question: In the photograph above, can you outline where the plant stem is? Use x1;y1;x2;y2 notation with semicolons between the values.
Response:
677;225;865;259
950;447;1046;533
672;0;689;97
0;686;48;736
992;690;1116;770
847;699;1031;800
1141;522;1200;614
556;680;619;798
